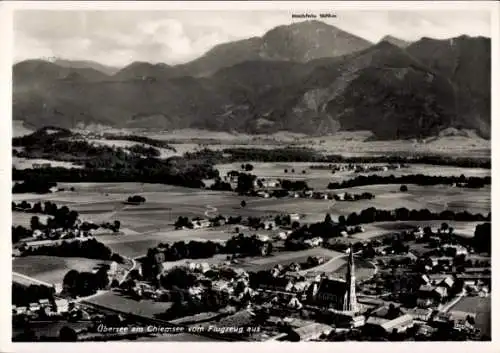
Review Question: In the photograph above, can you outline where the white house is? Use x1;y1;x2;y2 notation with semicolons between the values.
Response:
54;299;69;313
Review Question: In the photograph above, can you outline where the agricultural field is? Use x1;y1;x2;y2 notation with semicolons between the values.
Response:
12;256;120;286
234;247;343;272
12;211;49;227
85;290;173;318
216;162;490;187
13;157;81;170
98;229;234;259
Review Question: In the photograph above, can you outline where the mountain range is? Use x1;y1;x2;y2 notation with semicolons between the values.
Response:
12;20;491;139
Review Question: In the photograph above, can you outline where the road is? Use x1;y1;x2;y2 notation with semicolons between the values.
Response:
440;289;467;313
119;257;138;285
13;271;53;287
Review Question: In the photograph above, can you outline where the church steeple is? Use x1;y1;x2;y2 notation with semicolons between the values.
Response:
343;245;358;312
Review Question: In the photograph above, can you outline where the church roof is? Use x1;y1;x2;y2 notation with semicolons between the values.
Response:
317;278;347;297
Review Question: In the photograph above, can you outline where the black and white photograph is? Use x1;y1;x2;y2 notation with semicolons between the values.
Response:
2;0;498;348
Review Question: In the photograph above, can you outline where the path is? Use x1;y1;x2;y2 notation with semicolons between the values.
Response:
13;271;53;287
204;205;218;218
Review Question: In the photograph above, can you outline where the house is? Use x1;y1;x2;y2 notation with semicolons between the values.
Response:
365;314;414;334
15;306;28;315
290;281;310;293
439;276;455;290
192;218;211;229
289;323;333;341
38;299;51;308
442;245;468;257
260;276;294;292
350;315;366;328
304;237;323;248
408;308;433;322
289;213;300;221
262;220;276;230
212;280;233;294
277;231;289;240
32;229;44;239
257;191;270;198
257;234;271;242
29;302;41;312
287;296;303;310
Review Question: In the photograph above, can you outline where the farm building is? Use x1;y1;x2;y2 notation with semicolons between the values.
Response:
288;323;333;341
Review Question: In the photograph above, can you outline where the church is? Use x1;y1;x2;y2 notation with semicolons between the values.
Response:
308;246;358;313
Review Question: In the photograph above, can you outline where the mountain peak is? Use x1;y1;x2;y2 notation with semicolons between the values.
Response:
380;35;411;48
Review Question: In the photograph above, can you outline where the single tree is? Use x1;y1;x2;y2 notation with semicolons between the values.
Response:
240;200;247;208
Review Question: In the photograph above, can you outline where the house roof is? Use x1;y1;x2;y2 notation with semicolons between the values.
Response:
419;285;435;292
317;278;347;297
433;286;447;297
381;314;414;331
440;277;455;288
293;323;333;339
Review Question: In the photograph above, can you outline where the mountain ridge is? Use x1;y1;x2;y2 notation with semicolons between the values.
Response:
12;21;491;140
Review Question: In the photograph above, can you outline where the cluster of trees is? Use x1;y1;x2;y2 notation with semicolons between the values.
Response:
12;282;55;306
63;266;110;297
12;179;57;194
473;223;491;254
13;128;219;189
23;238;123;262
236;173;257;194
336;192;375;201
126;195;146;204
12;225;32;243
210;179;233;191
13;158;218;189
127;144;160;158
204;146;490;169
341;207;490;226
240;163;254;171
222;147;319;163
158;288;231;321
327;174;491;189
103;133;177;151
280;179;311;191
142;235;272;281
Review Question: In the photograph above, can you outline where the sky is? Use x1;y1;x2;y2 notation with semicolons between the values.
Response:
13;9;491;67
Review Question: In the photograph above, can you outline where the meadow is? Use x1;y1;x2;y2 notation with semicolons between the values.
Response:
12;255;118;286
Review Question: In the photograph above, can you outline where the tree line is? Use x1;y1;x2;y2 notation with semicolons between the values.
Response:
189;146;491;169
12;282;55;307
63;266;112;297
102;133;177;152
141;234;272;281
327;174;491;189
22;238;124;263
